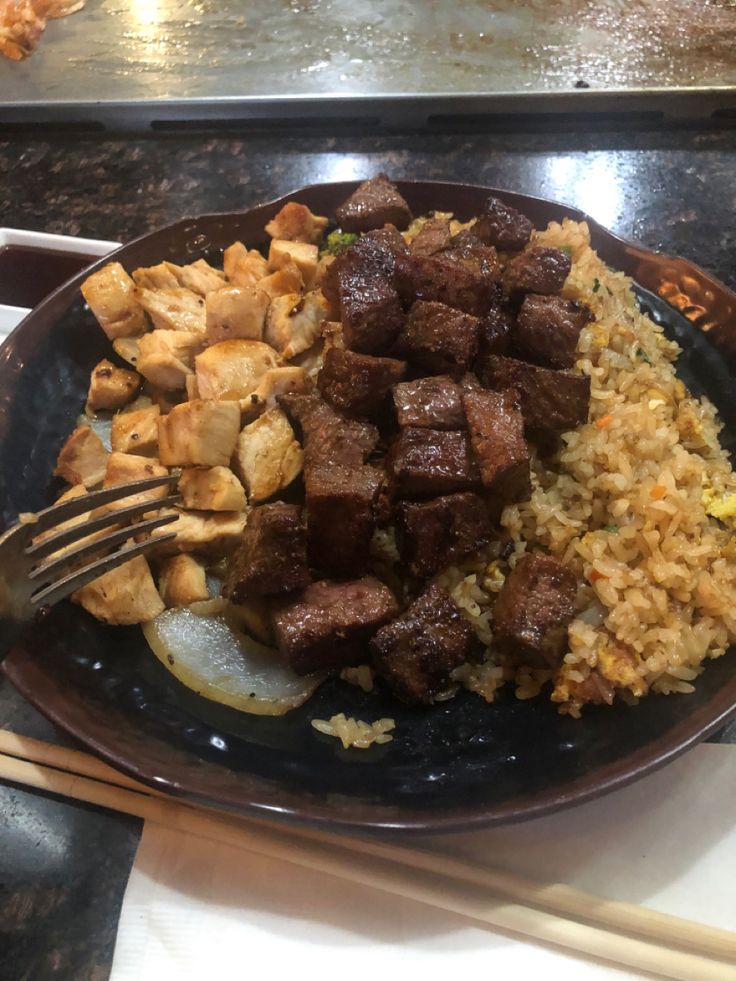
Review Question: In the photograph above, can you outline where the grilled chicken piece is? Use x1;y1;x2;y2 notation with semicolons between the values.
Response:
243;366;311;420
81;262;147;341
264;202;329;244
31;484;90;557
233;407;303;503
224;242;269;287
268;240;319;289
205;286;270;344
137;330;205;390
158;554;209;607
101;452;169;512
195;339;280;401
178;466;246;511
135;286;206;333
132;262;180;290
256;262;304;300
54;425;108;488
112;336;141;369
166;259;225;296
264;291;330;359
148;508;246;558
72;555;164;625
158;399;241;467
111;404;161;456
86;359;141;413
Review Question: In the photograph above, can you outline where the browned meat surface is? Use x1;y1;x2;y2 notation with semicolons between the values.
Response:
278;393;378;468
396;300;480;377
273;576;399;675
473;196;534;252
502;246;572;296
493;552;577;667
389;427;480;498
392;375;465;430
396;492;493;577
371;584;474;703
338;265;405;355
478;303;514;356
335;174;413;234
410;217;452;256
480;355;591;434
225;503;310;601
515;294;591;369
321;225;407;308
305;463;382;577
317;347;406;418
394;250;498;317
441;230;501;279
462;387;531;502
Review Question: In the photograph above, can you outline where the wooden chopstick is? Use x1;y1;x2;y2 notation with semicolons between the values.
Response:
1;732;735;980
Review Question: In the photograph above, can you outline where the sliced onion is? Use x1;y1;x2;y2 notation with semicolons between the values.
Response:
143;603;324;715
78;412;112;451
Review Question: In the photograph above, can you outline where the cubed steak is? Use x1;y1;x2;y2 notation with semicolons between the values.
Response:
473;196;534;252
389;428;480;498
225;503;310;601
317;346;407;418
409;216;452;256
396;492;493;577
461;387;531;503
305;463;382;577
502;245;572;296
371;584;474;704
480;355;590;434
492;552;577;668
335;174;413;234
441;230;501;279
321;225;408;308
478;302;514;356
273;576;399;675
394;249;499;317
396;300;480;376
392;375;465;430
278;393;378;468
338;262;405;354
515;294;591;369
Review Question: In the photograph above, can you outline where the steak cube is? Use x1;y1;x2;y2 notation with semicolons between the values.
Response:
225;503;310;601
478;303;514;356
462;387;531;502
305;463;382;577
441;230;501;279
480;355;590;435
389;428;480;499
502;245;571;296
371;584;474;703
515;294;591;369
317;347;407;418
335;174;413;234
397;300;480;376
320;225;407;307
278;393;378;468
409;216;452;256
273;576;399;675
396;492;493;577
394;250;498;317
492;552;577;667
338;267;405;354
473;196;534;252
392;375;465;430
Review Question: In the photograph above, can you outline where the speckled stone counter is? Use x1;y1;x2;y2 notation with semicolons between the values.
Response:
1;125;736;981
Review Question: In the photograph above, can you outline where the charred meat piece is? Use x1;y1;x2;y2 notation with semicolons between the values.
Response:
389;427;480;498
397;300;480;376
321;225;408;307
396;492;493;577
409;216;452;256
337;262;405;355
473;196;534;252
335;174;413;234
305;463;382;577
515;294;591;369
493;552;577;668
225;503;310;601
502;245;571;296
273;576;399;675
279;393;378;468
478;303;514;356
441;229;501;277
480;354;590;434
394;250;499;317
462;387;531;502
317;347;407;418
392;375;465;430
371;584;474;704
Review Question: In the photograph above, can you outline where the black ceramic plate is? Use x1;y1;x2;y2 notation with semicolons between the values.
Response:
3;181;736;833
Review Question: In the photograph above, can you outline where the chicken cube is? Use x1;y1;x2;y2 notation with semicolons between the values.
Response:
224;242;269;287
136;286;206;333
132;262;180;290
111;404;161;456
81;262;147;341
31;485;90;557
102;452;169;512
137;330;205;390
168;259;225;296
256;261;304;300
158;399;241;467
264;290;329;359
148;508;247;558
54;425;108;488
268;240;319;289
185;374;200;401
233;407;303;503
264;202;329;244
86;359;141;413
178;466;246;511
158;554;210;607
73;555;164;625
242;366;311;420
195;339;280;401
205;286;270;344
112;336;141;369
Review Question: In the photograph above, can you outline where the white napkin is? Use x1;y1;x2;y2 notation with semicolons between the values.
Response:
111;743;736;981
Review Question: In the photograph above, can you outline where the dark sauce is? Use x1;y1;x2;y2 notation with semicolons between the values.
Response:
0;245;98;308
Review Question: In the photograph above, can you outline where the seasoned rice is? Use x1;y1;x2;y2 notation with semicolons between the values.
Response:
311;713;395;749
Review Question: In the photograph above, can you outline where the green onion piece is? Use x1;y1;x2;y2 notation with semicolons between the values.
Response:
321;230;358;257
592;278;601;293
636;347;653;365
603;524;620;533
559;244;573;255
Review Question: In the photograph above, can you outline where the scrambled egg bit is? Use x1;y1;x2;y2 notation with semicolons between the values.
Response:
702;484;736;530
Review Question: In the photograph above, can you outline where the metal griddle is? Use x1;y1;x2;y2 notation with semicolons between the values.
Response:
1;0;735;130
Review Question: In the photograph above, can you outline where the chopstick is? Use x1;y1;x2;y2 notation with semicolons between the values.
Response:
1;732;735;981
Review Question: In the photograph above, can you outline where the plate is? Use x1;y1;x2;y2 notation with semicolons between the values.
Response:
2;181;736;832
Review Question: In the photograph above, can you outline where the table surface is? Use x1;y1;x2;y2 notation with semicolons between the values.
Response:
1;124;736;981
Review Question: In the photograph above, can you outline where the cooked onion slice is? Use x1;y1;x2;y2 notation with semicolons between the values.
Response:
143;601;323;715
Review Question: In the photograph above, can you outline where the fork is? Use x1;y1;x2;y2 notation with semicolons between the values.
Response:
0;475;179;630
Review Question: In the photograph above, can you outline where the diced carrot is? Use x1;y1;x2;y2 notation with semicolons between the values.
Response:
595;414;613;429
650;485;666;500
589;569;609;582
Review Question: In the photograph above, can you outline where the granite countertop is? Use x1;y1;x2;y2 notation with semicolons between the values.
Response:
1;125;736;981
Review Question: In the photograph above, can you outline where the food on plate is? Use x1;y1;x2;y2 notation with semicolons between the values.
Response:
0;0;85;61
54;176;736;746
